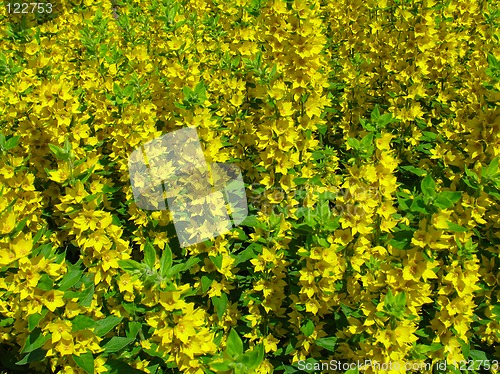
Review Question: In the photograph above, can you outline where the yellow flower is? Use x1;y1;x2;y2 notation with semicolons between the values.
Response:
0;211;16;234
47;319;73;344
55;338;75;356
174;319;197;344
100;250;120;271
261;333;279;353
10;233;33;260
444;337;465;364
118;273;135;293
277;101;295;117
41;290;65;312
159;291;187;311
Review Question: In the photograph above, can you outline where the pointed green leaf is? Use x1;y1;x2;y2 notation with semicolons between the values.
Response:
201;275;213;294
21;329;51;354
28;309;48;332
210;254;223;270
434;191;461;209
370;105;380;122
213;293;228;320
126;322;142;339
59;268;83;291
226;329;244;359
16;348;46;365
71;315;96;332
143;240;156;269
301;320;314;337
73;351;94;374
4;135;20;151
94;316;123;337
102;337;134;353
160;245;172;278
446;221;467;232
315;337;337;352
421;174;436;198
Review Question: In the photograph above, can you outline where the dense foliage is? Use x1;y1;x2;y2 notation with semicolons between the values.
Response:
0;0;499;373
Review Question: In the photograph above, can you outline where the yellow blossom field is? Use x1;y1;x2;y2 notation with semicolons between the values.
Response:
0;0;499;373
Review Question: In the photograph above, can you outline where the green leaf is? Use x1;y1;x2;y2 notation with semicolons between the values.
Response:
12;217;28;238
200;275;213;294
460;339;470;361
360;133;374;149
389;229;414;250
126;322;142;339
165;257;200;278
301;320;314;337
210;361;232;372
123;85;134;98
32;227;47;247
446;221;467;232
58;268;83;291
400;165;427;176
16;348;46;365
434;191;461;209
36;273;54;292
73;351;94;374
4;135;20;151
113;82;122;96
489;305;500;323
104;359;145;374
469;350;488;361
226;329;244;359
360;118;376;131
464;166;479;180
102;337;134;353
94;316;123;337
385;288;395;304
159;245;173;278
0;317;14;327
28;309;48;332
213;293;228;320
48;143;68;161
293;177;309;185
240;343;264;370
421;174;436;198
118;259;148;274
315;337;337;352
347;138;360;150
233;244;259;266
121;302;147;315
378;113;393;127
239;215;261;228
194;81;206;96
317;123;328;136
483;157;499;179
21;329;51;354
410;196;429;214
143;240;156;269
80;284;94;308
421;131;437;141
370;105;381;122
72;315;96;332
395;291;406;307
210;254;223;270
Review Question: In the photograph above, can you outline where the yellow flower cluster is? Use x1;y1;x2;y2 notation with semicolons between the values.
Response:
0;0;499;372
